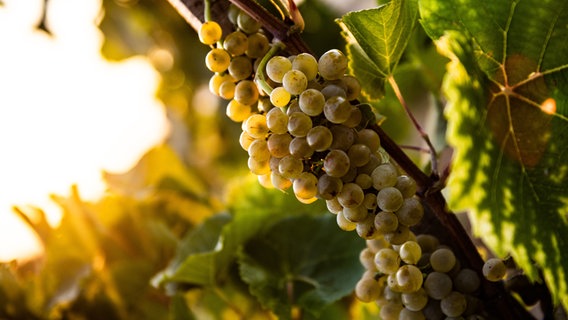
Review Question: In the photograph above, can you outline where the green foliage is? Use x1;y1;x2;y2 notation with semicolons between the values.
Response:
421;0;568;307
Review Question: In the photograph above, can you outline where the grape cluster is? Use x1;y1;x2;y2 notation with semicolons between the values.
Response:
357;234;490;319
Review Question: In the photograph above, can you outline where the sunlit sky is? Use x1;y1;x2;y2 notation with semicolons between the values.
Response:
0;0;170;261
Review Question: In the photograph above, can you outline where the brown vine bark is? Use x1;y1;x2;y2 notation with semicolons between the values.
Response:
167;0;536;318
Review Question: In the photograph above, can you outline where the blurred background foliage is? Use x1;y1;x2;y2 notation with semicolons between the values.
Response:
0;0;447;319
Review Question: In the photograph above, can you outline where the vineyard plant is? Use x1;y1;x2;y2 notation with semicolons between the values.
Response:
1;0;567;319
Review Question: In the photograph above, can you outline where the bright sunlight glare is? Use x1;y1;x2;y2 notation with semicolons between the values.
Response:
0;0;170;261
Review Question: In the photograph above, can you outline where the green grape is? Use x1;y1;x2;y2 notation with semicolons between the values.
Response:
306;125;333;152
366;237;389;252
399;307;425;320
270;86;291;108
269;172;290;190
379;301;404;320
396;197;424;227
374;248;400;275
323;96;352;124
377;187;404;212
267;133;292;158
395;175;418;198
266;56;292;83
227;4;240;24
362;192;377;210
424;271;453;300
356;128;381;152
482;258;506;282
198;21;222;45
246;32;269;58
219;80;236;100
287;111;312;137
396;265;423;293
323;149;351;178
371;163;398;191
282;70;308;95
228;55;253;81
374;211;399;233
399;241;422;265
299;88;325;116
416;234;440;254
209;73;235;96
348;144;371;167
244;114;268;139
329;124;355;151
289;136;314;159
226;99;252;122
223;31;248;56
337;209;357;231
317;174;343;200
355;278;382;302
342;205;368;223
343;106;362;128
266;107;289;134
360;247;378;271
234;80;259;106
355;173;373;190
356;213;379;240
384;225;410;245
326;197;343;214
402;288;428;312
237;11;261;34
293;172;318;200
278;155;303;179
239;130;255;151
248;139;270;162
318;49;348;80
430;248;456;273
292;53;318;80
205;48;231;73
440;291;467;317
341;75;362;101
454;268;481;294
321;84;347;100
257;173;273;189
247;157;270;175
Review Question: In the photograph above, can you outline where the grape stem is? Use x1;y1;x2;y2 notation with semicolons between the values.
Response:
255;40;287;95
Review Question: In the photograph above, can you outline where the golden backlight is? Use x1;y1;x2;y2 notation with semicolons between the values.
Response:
0;0;170;261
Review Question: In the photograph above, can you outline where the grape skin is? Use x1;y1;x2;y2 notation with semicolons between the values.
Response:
323;149;351;178
430;248;457;273
205;48;231;73
198;21;222;45
282;70;308;95
318;49;348;80
482;258;507;282
266;56;292;83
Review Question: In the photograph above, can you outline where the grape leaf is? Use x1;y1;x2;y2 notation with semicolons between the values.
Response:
237;214;365;319
338;0;418;100
420;0;568;307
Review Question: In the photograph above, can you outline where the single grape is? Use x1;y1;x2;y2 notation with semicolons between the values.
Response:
234;80;259;106
270;87;291;108
223;30;248;56
321;84;347;100
374;211;399;233
399;241;422;265
247;157;270;175
366;237;389;252
440;291;467;317
278;155;303;179
453;268;481;294
266;56;292;83
282;70;308;95
384;225;410;245
423;299;444;320
266;106;289;134
424;271;453;300
329;124;355;151
271;172;292;190
246;32;269;58
227;4;240;24
482;258;507;282
293;172;318;200
267;133;292;158
360;247;378;271
299;88;325;116
218;80;236;100
395;175;418;198
323;149;351;178
248;139;270;162
356;128;381;152
347;144;371;167
318;49;348;80
377;187;404;212
379;300;403;320
401;288;428;312
343;205;368;223
396;197;424;227
237;11;261;34
209;73;235;96
416;234;440;254
355;173;373;190
326;197;343;214
289;136;314;159
228;55;253;81
317;174;343;200
396;265;423;293
356;213;379;240
355;278;382;302
244;113;268;139
343;105;362;128
239;130;255;151
257;173;274;189
430;248;456;273
323;96;352;124
226;99;252;122
205;48;231;73
306;125;333;152
371;163;398;190
341;75;362;101
198;21;222;45
336;209;357;231
362;193;378;210
374;248;400;275
292;53;318;80
287;112;312;137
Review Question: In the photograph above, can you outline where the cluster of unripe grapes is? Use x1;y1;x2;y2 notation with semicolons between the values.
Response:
197;6;509;319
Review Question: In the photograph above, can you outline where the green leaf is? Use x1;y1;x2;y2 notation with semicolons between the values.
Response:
338;0;418;100
237;214;365;319
421;0;568;307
